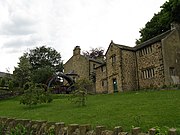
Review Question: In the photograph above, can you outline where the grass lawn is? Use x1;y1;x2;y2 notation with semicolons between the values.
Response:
0;90;180;132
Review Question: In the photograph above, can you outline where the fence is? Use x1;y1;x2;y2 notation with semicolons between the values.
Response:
0;117;177;135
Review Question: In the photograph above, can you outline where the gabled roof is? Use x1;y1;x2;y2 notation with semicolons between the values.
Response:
135;29;172;50
114;44;135;51
0;72;10;78
105;29;173;55
105;40;135;56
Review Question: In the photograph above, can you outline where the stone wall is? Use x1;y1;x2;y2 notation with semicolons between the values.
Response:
121;50;138;91
64;55;90;80
136;42;165;89
162;28;180;85
0;117;177;135
95;64;108;93
106;44;123;93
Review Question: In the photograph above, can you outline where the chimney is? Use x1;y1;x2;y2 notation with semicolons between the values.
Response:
73;46;81;56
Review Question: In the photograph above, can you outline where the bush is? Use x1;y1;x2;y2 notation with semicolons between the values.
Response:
8;80;14;91
0;78;6;87
69;79;92;106
20;82;53;107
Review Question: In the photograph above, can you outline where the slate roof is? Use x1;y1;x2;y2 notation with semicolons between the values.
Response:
0;72;9;78
114;44;135;51
135;29;172;50
107;29;172;52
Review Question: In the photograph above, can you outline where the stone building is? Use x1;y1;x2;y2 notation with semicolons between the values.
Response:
64;23;180;93
64;46;103;92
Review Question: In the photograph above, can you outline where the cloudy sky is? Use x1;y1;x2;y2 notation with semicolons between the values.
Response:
0;0;166;73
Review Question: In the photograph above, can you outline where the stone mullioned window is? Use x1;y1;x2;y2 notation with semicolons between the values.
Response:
139;45;152;57
141;68;155;79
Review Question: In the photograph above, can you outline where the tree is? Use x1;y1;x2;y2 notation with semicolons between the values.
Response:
83;47;104;60
13;46;63;86
28;46;63;72
31;66;55;84
13;53;31;88
136;0;180;44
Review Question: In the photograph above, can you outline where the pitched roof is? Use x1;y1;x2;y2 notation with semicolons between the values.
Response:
105;29;172;55
114;44;135;51
135;29;172;50
0;72;10;78
105;40;135;56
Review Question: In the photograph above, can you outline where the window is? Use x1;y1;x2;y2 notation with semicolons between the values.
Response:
102;80;107;87
111;55;116;65
169;67;175;76
102;80;104;87
139;45;152;57
141;67;155;79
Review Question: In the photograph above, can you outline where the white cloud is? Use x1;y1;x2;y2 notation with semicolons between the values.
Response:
0;0;166;73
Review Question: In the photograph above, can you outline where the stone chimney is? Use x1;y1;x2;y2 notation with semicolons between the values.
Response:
73;46;81;56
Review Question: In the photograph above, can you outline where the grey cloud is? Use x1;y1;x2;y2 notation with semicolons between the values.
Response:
0;16;36;35
1;34;42;52
0;1;38;36
4;38;34;48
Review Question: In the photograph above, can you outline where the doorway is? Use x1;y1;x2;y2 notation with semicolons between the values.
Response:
113;78;118;93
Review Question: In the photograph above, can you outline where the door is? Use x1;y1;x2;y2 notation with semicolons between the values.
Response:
113;78;118;93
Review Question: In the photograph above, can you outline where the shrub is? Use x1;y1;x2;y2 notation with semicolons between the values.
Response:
8;80;14;91
69;79;92;106
20;82;53;107
0;78;6;87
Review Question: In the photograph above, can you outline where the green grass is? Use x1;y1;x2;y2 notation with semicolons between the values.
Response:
0;90;180;132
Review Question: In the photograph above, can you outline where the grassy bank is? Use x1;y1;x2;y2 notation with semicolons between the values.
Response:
0;90;180;132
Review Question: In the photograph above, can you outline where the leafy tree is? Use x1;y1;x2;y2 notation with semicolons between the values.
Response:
83;47;104;60
13;54;31;88
136;0;180;44
28;46;63;72
13;46;63;86
31;66;55;84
